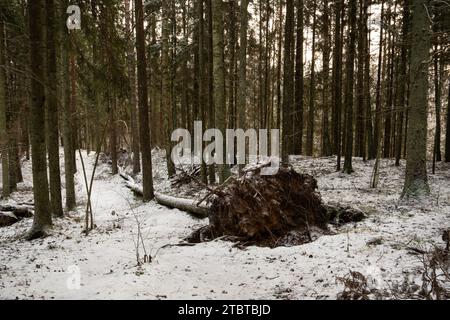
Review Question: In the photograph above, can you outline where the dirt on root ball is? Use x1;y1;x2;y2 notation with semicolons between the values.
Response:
187;168;333;248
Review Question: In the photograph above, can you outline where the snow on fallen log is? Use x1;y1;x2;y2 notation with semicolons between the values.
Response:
119;172;209;217
0;205;34;219
119;172;144;195
0;204;34;227
153;192;209;217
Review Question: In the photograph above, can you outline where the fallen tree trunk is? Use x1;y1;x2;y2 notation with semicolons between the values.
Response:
0;212;19;227
0;205;34;218
120;172;145;196
120;172;209;217
324;202;366;226
154;193;209;217
0;204;34;227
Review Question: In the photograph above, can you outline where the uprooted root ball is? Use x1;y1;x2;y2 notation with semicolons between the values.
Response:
187;168;334;247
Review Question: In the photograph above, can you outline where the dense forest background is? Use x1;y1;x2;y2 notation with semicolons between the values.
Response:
1;0;450;301
0;0;449;237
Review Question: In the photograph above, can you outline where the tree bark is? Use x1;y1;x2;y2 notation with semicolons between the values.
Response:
363;0;374;161
306;2;316;157
401;0;431;198
161;0;175;178
211;0;230;183
276;0;283;132
433;46;442;165
445;79;450;162
343;0;357;174
69;32;78;174
0;18;10;198
321;0;332;157
371;1;384;187
383;3;395;159
125;0;140;175
62;24;76;211
294;0;304;155
258;0;264;130
45;0;63;217
197;0;208;184
228;0;237;131
110;96;118;175
27;0;52;239
135;0;154;200
5;32;18;191
206;0;216;184
395;0;410;166
355;0;366;159
282;0;295;165
332;0;343;170
236;0;249;172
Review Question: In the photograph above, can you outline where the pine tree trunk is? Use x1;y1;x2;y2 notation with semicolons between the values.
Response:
181;0;189;132
332;0;343;170
204;0;215;184
321;0;332;157
276;0;283;131
69;34;78;174
395;0;410;166
91;0;101;153
197;0;208;184
282;0;295;165
258;1;264;130
6;53;17;191
161;0;175;178
0;19;10;198
125;0;140;175
355;0;365;159
135;0;154;200
236;0;249;172
295;0;304;155
11;135;22;184
27;0;52;239
211;0;230;183
372;1;384;186
6;116;22;188
170;0;178;133
401;0;431;198
45;0;63;217
433;47;442;164
110;96;118;175
69;36;78;174
62;31;76;211
228;0;237;131
445;79;450;162
343;0;357;174
383;3;394;159
264;2;271;133
364;0;374;161
306;2;316;157
149;15;161;147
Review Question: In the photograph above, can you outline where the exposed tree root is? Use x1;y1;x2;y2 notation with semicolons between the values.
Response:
188;168;336;248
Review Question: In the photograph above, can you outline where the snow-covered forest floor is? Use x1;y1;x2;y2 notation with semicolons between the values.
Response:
0;150;449;300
